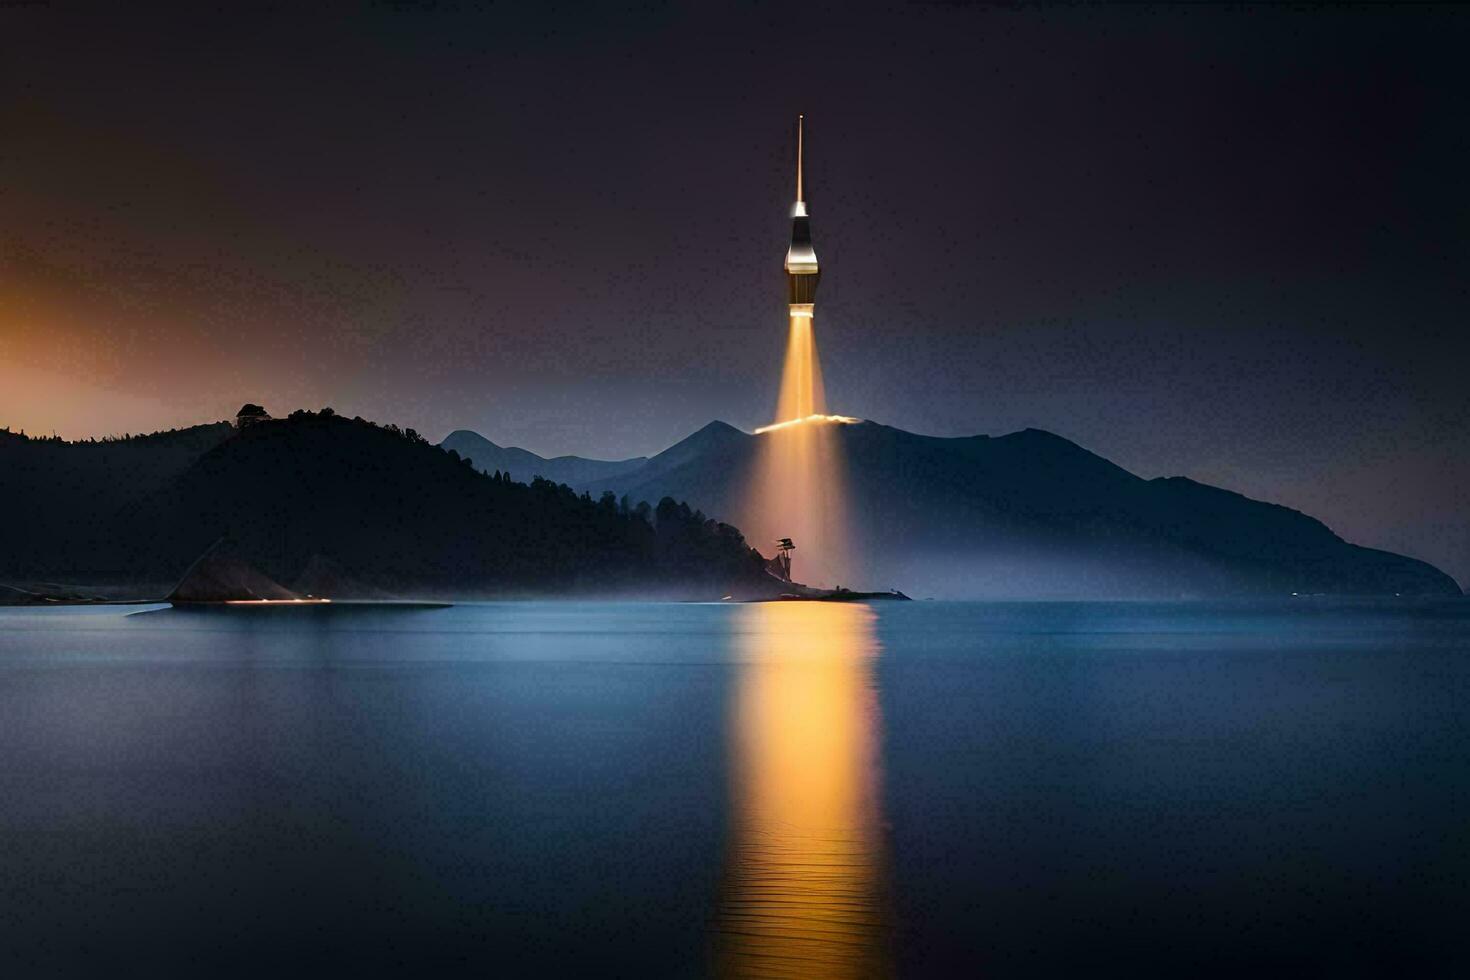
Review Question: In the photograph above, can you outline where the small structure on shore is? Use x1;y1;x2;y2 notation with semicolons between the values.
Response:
767;537;796;583
757;535;911;602
235;404;271;429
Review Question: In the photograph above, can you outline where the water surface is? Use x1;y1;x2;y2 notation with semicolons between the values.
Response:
1;599;1466;975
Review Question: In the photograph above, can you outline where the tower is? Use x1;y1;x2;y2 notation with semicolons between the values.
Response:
785;115;820;318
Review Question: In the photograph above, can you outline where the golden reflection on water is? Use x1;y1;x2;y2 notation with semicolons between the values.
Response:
715;601;889;979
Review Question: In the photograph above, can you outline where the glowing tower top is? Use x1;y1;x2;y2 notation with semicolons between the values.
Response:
784;115;820;318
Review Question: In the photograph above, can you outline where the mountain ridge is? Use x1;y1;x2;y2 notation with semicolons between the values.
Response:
439;429;648;488
439;418;1460;598
0;414;1455;599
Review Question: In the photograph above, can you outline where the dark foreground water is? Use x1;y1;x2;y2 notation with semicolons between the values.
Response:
1;600;1467;977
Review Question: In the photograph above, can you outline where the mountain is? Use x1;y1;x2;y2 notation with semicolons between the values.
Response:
6;414;1458;600
0;413;773;600
541;420;1462;599
439;430;648;488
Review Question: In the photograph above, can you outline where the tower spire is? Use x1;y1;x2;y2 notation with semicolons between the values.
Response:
796;114;804;205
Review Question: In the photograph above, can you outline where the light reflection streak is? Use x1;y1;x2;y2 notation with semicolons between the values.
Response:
714;601;889;978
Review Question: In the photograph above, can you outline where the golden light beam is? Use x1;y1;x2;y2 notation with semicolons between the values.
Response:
742;313;854;588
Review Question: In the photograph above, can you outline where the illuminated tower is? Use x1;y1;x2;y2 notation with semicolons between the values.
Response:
747;114;851;590
785;115;820;318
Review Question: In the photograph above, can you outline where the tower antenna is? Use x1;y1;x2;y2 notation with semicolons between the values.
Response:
796;114;804;204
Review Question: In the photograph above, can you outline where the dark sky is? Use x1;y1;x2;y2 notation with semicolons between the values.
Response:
2;2;1467;586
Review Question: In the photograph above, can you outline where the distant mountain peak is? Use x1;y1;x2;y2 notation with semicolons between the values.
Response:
693;419;744;438
648;419;750;468
443;428;503;450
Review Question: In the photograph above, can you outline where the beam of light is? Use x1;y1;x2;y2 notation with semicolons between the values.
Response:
221;598;332;605
751;413;861;435
775;313;824;422
713;601;889;978
741;313;853;588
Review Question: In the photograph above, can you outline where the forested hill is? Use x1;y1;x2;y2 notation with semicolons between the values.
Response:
0;412;771;600
1;422;234;515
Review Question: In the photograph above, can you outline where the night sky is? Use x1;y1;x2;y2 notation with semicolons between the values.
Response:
2;3;1467;585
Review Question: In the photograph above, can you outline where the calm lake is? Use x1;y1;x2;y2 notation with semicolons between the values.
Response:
1;599;1466;976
